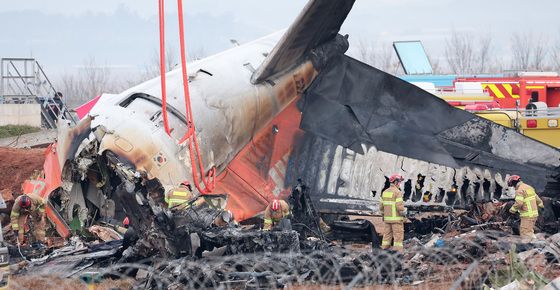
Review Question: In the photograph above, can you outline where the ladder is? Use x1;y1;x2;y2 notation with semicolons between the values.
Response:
0;58;77;128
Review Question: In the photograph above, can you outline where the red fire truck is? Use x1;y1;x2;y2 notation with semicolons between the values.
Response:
452;72;560;148
456;72;560;109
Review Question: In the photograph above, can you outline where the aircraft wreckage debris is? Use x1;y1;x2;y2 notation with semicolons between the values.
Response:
3;0;560;288
3;179;560;289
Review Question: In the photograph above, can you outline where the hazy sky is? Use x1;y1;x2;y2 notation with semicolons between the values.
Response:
1;0;559;81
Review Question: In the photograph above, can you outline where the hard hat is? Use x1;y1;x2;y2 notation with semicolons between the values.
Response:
180;180;191;187
507;175;521;187
19;195;31;208
389;174;404;183
123;217;130;227
271;200;281;211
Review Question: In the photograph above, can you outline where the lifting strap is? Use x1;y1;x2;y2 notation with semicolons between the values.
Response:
158;0;216;194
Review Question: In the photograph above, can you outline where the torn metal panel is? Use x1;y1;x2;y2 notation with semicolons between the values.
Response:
56;117;92;169
63;182;88;226
288;132;557;215
299;55;560;169
16;241;121;278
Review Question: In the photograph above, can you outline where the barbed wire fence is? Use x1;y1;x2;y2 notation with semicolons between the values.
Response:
9;230;560;289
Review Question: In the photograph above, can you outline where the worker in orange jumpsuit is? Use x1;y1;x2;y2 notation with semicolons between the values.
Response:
10;194;46;245
508;175;544;241
263;199;290;231
381;174;406;252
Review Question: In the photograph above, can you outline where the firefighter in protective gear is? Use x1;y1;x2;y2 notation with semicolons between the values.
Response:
508;175;544;240
381;174;406;252
263;199;290;231
10;194;46;245
165;181;196;210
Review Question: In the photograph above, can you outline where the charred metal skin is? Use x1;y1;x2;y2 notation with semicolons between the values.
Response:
54;36;320;225
54;49;319;237
58;0;354;197
291;55;560;215
72;46;317;194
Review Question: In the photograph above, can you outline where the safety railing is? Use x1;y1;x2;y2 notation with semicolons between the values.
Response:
520;107;560;118
0;58;76;128
490;107;560;119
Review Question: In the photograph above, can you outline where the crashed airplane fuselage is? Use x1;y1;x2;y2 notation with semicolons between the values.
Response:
33;0;560;255
56;33;317;221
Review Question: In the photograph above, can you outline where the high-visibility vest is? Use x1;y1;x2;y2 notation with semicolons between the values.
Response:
381;190;403;222
165;189;193;208
516;184;539;218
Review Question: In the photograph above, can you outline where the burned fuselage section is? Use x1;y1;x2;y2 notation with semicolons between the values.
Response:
45;30;323;257
52;114;184;257
51;124;238;258
50;125;301;259
291;54;560;217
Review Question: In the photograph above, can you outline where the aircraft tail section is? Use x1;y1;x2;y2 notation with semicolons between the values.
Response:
252;0;355;83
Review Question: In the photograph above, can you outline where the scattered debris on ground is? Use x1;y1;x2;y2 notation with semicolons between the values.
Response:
3;181;560;289
2;146;560;289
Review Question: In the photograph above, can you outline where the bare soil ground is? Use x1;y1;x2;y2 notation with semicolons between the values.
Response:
0;147;45;195
10;275;133;290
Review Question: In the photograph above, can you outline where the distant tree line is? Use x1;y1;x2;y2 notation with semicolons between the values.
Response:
57;31;560;108
354;30;560;76
57;46;204;108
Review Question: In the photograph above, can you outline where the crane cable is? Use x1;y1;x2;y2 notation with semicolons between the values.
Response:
158;0;216;194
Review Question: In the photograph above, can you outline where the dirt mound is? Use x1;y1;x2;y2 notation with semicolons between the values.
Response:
0;147;45;195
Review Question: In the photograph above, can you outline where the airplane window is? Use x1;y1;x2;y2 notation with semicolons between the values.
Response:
120;94;189;140
124;97;161;120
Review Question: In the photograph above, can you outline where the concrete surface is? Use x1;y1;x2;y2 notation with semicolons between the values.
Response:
0;129;56;148
0;104;41;127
